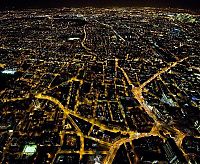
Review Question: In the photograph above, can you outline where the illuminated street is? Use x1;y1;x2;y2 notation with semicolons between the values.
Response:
0;7;199;164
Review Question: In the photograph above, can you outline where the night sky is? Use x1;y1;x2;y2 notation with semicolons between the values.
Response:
0;0;199;10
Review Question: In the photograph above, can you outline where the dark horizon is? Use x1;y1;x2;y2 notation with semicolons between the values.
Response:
0;0;199;11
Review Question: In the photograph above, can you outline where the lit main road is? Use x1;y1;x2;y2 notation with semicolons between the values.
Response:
35;93;124;133
0;16;194;164
81;24;97;59
1;53;190;164
95;20;126;42
110;57;189;163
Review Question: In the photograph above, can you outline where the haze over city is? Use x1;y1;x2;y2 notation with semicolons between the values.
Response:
0;0;199;10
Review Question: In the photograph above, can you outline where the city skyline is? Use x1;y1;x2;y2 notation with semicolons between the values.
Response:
0;0;199;11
